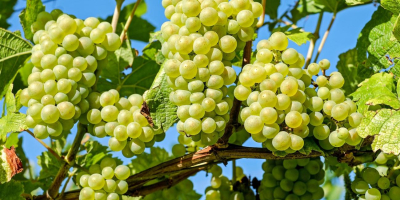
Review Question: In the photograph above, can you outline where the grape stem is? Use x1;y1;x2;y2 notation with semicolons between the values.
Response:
277;19;305;32
25;129;63;162
216;40;252;147
120;0;142;42
313;12;337;63
46;123;87;199
232;160;237;183
305;12;324;68
111;0;125;32
256;0;266;28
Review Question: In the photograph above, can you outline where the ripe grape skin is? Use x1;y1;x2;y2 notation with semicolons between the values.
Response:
269;32;288;50
313;125;330;140
244;115;263;134
272;131;291;151
285;111;302;128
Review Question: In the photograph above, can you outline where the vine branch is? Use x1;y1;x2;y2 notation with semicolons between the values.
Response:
46;123;87;199
120;0;142;42
305;12;324;68
111;0;124;32
313;12;337;63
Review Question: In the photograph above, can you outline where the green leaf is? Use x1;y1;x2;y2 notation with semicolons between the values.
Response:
356;7;400;72
254;0;280;19
0;0;17;29
345;0;372;5
18;0;45;41
0;180;24;200
351;73;399;114
357;109;400;154
298;138;324;155
119;0;147;18
397;78;400;97
290;0;324;23
128;147;171;175
37;151;63;180
143;63;178;133
336;48;374;95
5;132;19;149
381;0;400;15
393;14;400;41
0;29;32;100
178;189;202;200
0;113;28;141
285;28;314;46
78;141;109;168
5;84;22;114
13;60;33;94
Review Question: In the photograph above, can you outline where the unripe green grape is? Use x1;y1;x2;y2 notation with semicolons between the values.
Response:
58;54;73;68
39;69;55;82
316;76;328;87
319;59;330;70
37;11;53;24
56;79;71;94
41;104;60;124
79;187;95;200
193;37;211;55
80;72;96;87
107;137;126;152
48;27;65;44
52;65;68;80
262;123;279;139
317;87;329;100
47;121;63;137
175;36;193;54
285;111;302;128
206;75;223;89
87;174;105;190
237;26;254;42
216;11;228;26
90;28;106;44
78;37;95;56
100;105;118;122
331;104;349;121
256;49;273;64
313;125;330;140
328;129;345;147
118;110;133;126
97;22;113;33
309;112;324;126
272;131;291;151
172;144;186;157
28;103;44;120
269;32;288;50
84;17;100;28
101;33;121;51
377;177;390;190
31;21;44;34
199;7;218;26
189;103;205;119
113;165;130;180
275;94;291;110
322;100;335;116
59;16;77;34
127;138;144;154
349;112;363;127
307;63;320;76
41;54;58;69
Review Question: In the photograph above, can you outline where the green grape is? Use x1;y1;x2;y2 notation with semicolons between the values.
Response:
260;107;277;124
101;166;114;180
73;57;87;71
94;190;107;200
41;104;59;124
362;168;380;185
293;124;309;138
305;160;320;175
307;63;320;76
218;35;237;54
275;94;291;110
260;79;277;92
46;121;63;137
67;68;82;82
270;73;284;87
389;186;400;200
272;131;291;151
329;74;344;88
377;177;390;190
237;26;254;42
108;137;127;152
309;112;324;126
40;69;55;82
234;85;251;101
206;75;224;89
355;181;369;194
53;65;68;80
113;125;127;141
319;59;330;70
172;144;186;157
58;54;73;68
62;34;79;51
285;111;302;128
330;88;345;103
280;179;294;192
236;10;254;27
202;117;217;133
244;115;263;134
184;117;201;135
115;180;128;194
290;134;304;150
57;101;75;119
273;186;288;199
41;54;58;69
328;129;345;147
48;27;65;44
280;78;298;97
284;168;299;182
106;193;119;200
317;87;330;100
88;174;105;190
349;112;363;127
323;100;336;116
87;109;102;124
41;39;58;55
79;187;95;200
269;32;288;50
103;180;117;193
313;125;330;140
331;104;349;121
127;138;144;154
58;16;77;34
257;39;272;50
316;76;328;87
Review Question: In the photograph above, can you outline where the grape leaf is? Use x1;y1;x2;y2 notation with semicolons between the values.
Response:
78;141;109;168
143;63;178;133
345;0;372;5
357;109;400;154
336;48;374;95
0;0;17;29
393;14;400;41
5;133;19;149
18;0;45;41
254;0;280;19
0;29;32;100
290;0;325;24
128;147;171;175
284;28;314;46
350;73;399;114
356;7;400;72
0;180;24;200
0;113;28;141
37;151;63;180
5;84;22;114
381;0;400;15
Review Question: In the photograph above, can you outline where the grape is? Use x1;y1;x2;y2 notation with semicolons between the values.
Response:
355;181;369;194
290;134;304;150
236;10;254;27
349;112;363;127
362;168;380;185
280;78;298;97
285;111;302;128
79;187;95;200
57;101;75;119
331;104;349;121
272;131;291;151
269;32;288;50
328;129;345;147
275;94;291;110
219;35;237;53
329;74;344;88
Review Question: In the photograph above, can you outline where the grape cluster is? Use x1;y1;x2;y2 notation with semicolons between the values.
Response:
235;32;363;152
351;164;400;200
205;165;255;200
21;9;121;139
142;179;195;200
84;90;158;158
161;0;262;147
258;158;325;200
77;157;130;200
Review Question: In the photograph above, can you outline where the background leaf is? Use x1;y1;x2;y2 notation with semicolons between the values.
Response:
381;0;400;15
358;109;400;154
37;151;63;180
0;0;17;29
18;0;45;41
0;29;32;100
0;180;25;200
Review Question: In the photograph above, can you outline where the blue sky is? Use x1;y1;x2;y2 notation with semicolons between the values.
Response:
4;0;377;199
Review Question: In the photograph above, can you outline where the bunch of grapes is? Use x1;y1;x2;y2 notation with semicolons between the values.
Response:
21;9;121;139
205;165;255;200
351;164;400;200
76;157;130;200
161;0;262;147
258;158;325;200
141;179;196;200
235;32;363;152
83;90;158;158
